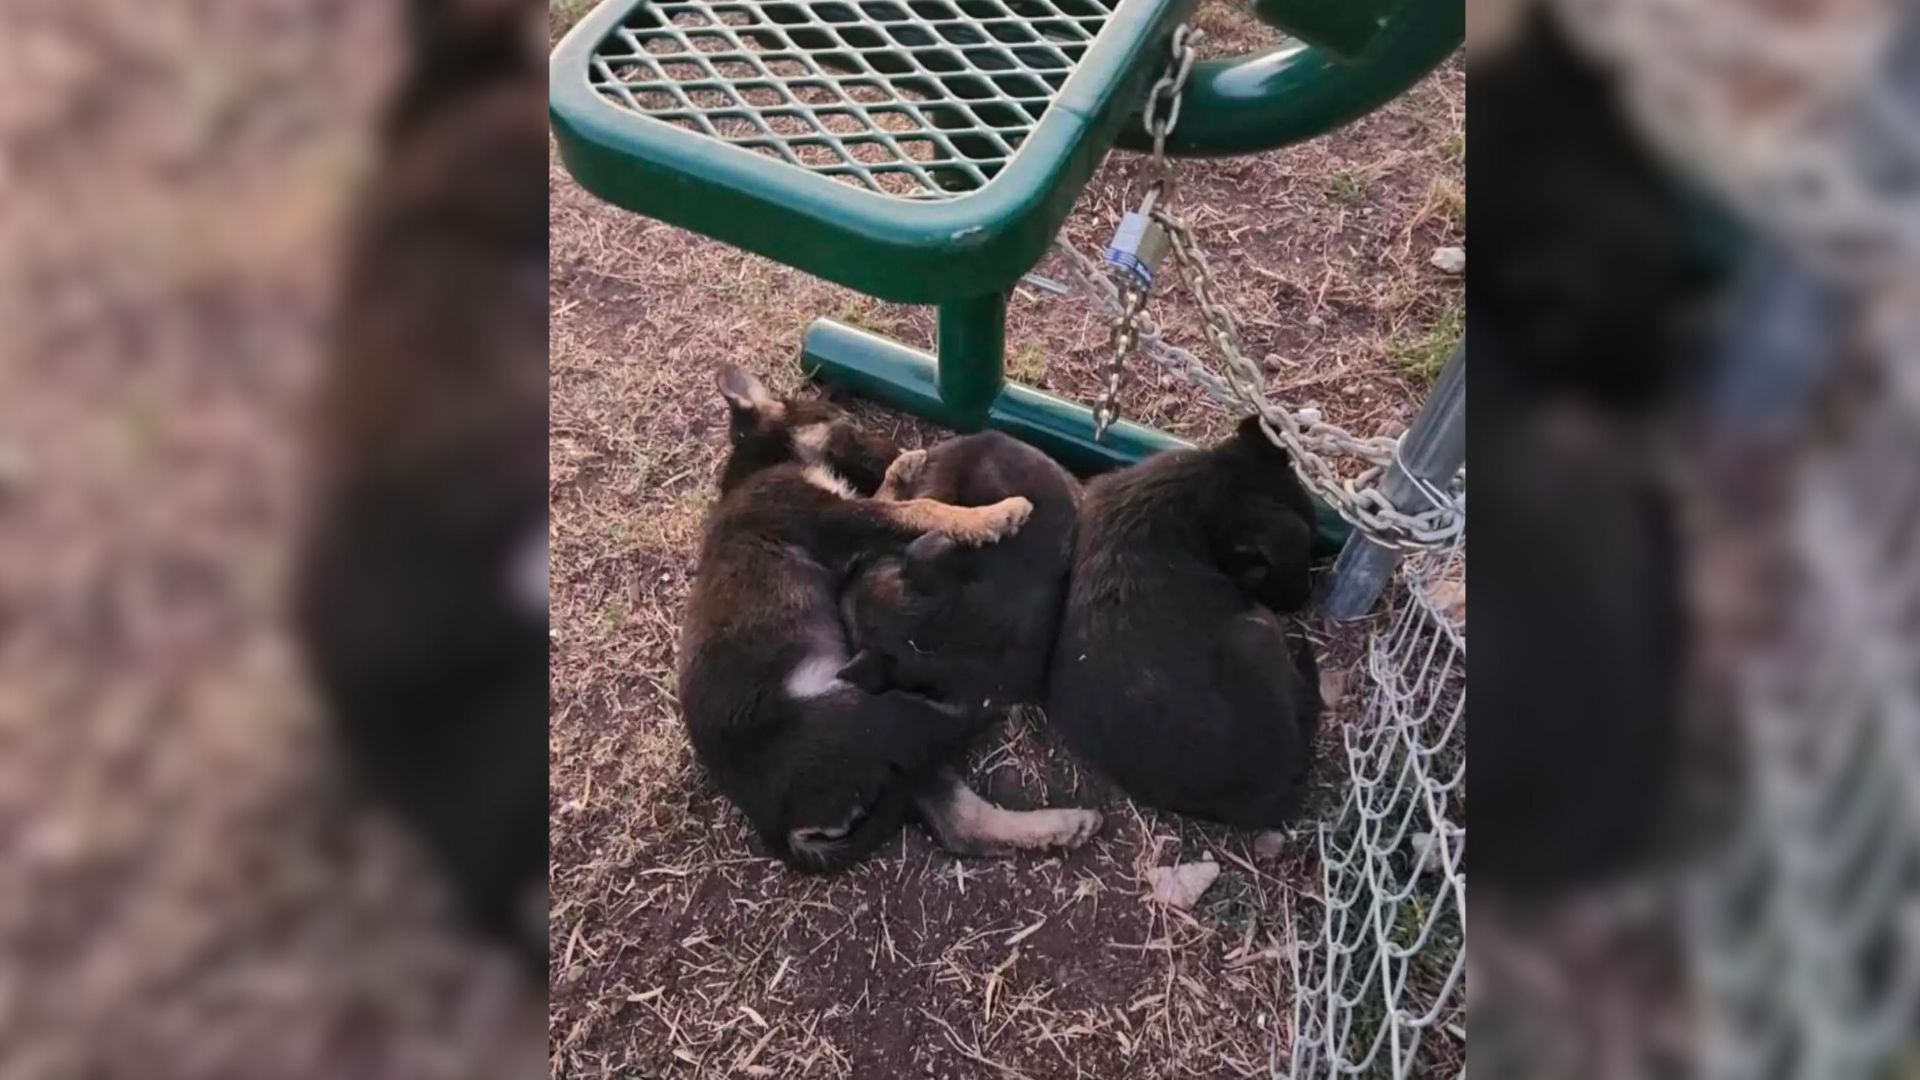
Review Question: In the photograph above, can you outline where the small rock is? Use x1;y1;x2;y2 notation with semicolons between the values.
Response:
1253;831;1289;860
1319;668;1348;709
1146;859;1221;910
1430;246;1466;274
1306;313;1326;328
1410;831;1438;875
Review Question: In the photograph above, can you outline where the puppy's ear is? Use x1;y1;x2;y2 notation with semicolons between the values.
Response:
1235;414;1290;461
718;365;777;418
902;531;961;589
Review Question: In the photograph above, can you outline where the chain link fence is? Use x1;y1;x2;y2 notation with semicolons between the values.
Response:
1685;337;1920;1080
1284;546;1467;1078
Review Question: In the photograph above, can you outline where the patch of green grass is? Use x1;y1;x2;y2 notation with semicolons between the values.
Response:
1441;130;1465;165
1426;177;1465;231
603;599;627;633
1198;870;1261;938
839;299;899;336
1006;342;1049;386
1388;298;1464;384
1324;170;1369;206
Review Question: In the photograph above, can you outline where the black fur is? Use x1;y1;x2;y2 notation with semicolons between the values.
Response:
1470;9;1703;892
680;370;1023;872
294;0;545;972
1046;417;1322;827
839;431;1082;709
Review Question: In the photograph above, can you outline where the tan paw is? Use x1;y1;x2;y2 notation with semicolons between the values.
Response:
876;448;928;500
957;495;1032;545
1040;807;1104;849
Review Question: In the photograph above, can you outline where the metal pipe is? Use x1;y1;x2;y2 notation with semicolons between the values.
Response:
1112;0;1462;159
935;291;1008;424
1249;0;1396;59
800;316;1356;554
1322;338;1465;620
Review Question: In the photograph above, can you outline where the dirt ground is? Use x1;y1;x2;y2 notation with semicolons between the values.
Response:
547;3;1464;1076
0;4;541;1078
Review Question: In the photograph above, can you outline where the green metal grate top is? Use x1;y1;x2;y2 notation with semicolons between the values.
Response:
589;0;1120;199
552;0;1192;301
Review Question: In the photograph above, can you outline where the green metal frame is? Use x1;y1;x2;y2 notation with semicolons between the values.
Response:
551;0;1200;304
550;0;1462;550
1116;0;1465;157
802;316;1354;550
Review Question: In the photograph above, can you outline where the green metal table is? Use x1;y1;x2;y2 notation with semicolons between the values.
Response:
551;0;1461;544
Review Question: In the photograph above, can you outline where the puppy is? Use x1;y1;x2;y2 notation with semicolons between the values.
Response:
837;432;1105;855
839;431;1082;709
679;367;1040;871
1047;416;1322;828
294;0;547;972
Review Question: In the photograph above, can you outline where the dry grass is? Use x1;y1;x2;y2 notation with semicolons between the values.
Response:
547;1;1463;1074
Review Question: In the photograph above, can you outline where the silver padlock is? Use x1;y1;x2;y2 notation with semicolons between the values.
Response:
1105;211;1171;292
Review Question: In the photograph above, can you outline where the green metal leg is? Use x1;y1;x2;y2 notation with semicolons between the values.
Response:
935;292;1007;423
803;316;1188;471
799;315;1351;552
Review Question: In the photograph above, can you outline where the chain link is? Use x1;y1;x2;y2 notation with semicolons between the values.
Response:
1063;23;1463;550
1092;26;1195;439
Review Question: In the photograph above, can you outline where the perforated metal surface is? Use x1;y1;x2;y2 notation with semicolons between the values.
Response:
587;0;1120;198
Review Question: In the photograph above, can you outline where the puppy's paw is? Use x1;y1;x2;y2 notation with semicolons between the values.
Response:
958;495;1032;546
1045;807;1104;849
876;448;928;501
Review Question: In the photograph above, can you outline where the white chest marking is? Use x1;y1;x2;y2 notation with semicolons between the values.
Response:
801;464;855;500
785;654;849;700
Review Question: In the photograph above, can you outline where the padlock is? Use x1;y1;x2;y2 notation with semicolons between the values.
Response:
1104;211;1171;292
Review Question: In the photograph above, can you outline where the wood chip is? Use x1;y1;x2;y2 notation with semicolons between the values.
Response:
1146;860;1221;910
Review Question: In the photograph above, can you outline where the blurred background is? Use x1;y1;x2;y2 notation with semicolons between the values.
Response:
0;2;546;1077
1472;0;1920;1077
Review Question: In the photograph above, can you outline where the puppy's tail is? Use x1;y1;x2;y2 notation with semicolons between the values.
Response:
387;0;532;139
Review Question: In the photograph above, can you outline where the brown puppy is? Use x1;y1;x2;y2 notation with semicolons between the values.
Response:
679;367;1040;871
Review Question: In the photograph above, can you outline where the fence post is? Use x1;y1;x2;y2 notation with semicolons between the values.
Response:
1321;338;1465;620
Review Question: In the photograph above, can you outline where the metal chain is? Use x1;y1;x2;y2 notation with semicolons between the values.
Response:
1061;24;1464;551
1092;25;1197;438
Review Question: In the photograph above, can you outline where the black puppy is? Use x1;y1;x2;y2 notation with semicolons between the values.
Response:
837;432;1106;855
679;367;1044;871
294;0;547;972
839;431;1082;709
1047;416;1322;828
